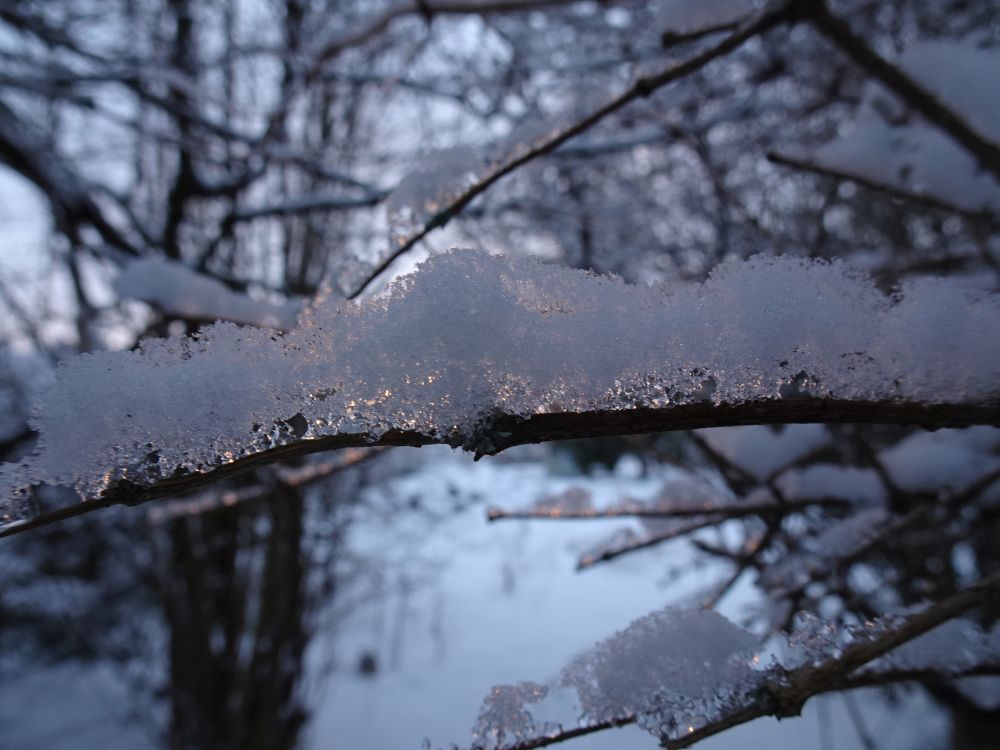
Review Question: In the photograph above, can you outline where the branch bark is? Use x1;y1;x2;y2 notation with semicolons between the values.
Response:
3;395;997;539
487;496;850;522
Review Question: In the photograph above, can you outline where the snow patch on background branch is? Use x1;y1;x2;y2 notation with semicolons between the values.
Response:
116;256;303;330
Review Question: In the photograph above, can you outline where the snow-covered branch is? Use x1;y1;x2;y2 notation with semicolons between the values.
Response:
805;0;1000;182
462;572;1000;750
2;250;998;536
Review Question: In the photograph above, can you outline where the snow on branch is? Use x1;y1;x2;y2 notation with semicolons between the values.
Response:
459;573;1000;750
656;0;753;44
2;250;999;535
769;38;1000;218
805;2;1000;182
116;256;303;330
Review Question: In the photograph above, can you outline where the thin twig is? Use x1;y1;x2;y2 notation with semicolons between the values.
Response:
768;151;999;225
488;496;849;522
348;1;795;298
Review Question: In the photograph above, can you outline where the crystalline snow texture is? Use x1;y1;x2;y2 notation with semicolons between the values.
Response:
469;607;761;749
560;606;760;740
468;604;997;749
468;604;998;749
783;611;1000;676
3;250;1000;520
471;682;549;750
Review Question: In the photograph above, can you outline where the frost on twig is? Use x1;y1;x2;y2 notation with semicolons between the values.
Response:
2;250;999;533
386;146;484;247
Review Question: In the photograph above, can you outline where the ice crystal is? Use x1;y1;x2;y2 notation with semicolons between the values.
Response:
467;606;763;749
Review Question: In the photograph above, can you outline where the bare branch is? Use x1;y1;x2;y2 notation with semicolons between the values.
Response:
805;0;1000;182
146;448;383;523
487;496;850;522
768;150;1000;225
5;393;999;541
576;517;722;570
3;395;996;540
348;1;796;297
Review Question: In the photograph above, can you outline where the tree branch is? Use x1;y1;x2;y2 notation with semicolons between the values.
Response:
309;1;617;72
146;447;382;523
487;496;850;522
348;1;796;297
804;0;1000;182
2;395;997;539
0;98;141;257
476;572;1000;750
767;150;1000;225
